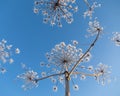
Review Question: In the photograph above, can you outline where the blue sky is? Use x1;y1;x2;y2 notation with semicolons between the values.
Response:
0;0;120;96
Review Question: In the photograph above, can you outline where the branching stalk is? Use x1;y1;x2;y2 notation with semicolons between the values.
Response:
69;31;100;76
36;72;64;81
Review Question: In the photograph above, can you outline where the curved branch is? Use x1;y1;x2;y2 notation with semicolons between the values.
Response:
69;31;100;76
36;72;64;82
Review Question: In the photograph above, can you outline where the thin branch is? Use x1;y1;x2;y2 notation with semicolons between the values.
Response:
83;0;91;8
36;72;65;81
72;72;96;77
69;31;100;76
59;6;72;22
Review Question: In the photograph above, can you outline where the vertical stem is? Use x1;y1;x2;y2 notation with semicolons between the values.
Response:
65;71;70;96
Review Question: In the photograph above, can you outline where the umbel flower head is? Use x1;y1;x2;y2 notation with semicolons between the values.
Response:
84;2;101;19
112;32;120;46
17;69;39;90
33;0;78;27
94;63;111;85
0;39;20;74
87;18;103;36
45;40;91;72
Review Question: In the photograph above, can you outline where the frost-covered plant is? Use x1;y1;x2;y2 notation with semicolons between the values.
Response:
17;64;39;90
17;39;111;96
33;0;78;27
84;1;101;19
17;1;113;96
112;32;120;46
0;39;20;74
45;40;90;71
87;18;103;36
94;63;111;85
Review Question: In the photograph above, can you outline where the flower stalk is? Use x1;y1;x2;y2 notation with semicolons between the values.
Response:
65;71;70;96
69;31;100;76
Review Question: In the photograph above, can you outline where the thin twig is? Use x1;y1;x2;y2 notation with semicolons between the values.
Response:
36;72;65;81
84;0;91;8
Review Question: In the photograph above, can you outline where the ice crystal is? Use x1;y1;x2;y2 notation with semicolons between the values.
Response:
112;32;120;46
34;0;78;27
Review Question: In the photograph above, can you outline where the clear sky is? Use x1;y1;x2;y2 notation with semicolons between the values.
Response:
0;0;120;96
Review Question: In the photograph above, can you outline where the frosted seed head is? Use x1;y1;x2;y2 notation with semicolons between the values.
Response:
88;66;93;71
53;86;58;92
40;62;45;67
33;8;39;14
0;68;7;74
80;75;86;80
15;48;20;54
41;72;46;77
73;84;79;91
72;40;78;45
6;45;12;50
9;58;14;64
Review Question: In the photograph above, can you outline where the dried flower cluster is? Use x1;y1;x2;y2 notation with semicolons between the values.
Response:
94;63;111;85
0;39;20;74
17;70;39;90
15;0;114;95
17;38;111;92
84;2;101;19
112;32;120;46
33;0;78;27
45;40;91;71
87;18;103;36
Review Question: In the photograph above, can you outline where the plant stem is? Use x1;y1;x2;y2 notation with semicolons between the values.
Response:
65;71;70;96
